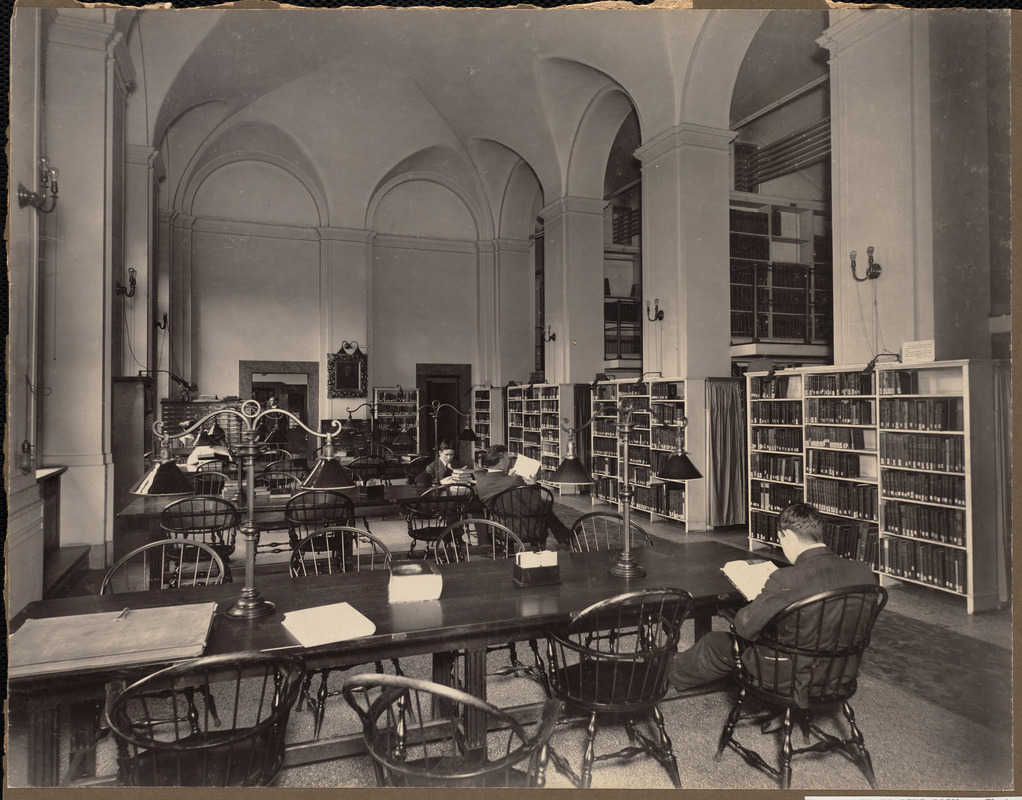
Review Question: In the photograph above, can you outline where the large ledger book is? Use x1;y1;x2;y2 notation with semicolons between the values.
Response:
8;602;218;678
721;559;779;601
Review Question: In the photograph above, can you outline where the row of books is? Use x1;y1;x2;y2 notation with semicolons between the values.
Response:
877;369;920;395
805;398;874;425
650;403;684;423
628;429;651;447
805;425;871;450
749;508;781;544
751;480;802;512
749;375;797;400
878;397;962;431
750;452;803;484
751;427;803;453
807;449;868;478
649;382;682;400
591;455;618;477
628;465;652;485
806;479;878;521
822;520;880;569
592;439;618;457
593;477;619;503
879;433;965;472
750;400;802;425
633;483;686;518
882;500;967;545
881;469;966;507
805;372;875;397
650;426;684;448
881;538;968;594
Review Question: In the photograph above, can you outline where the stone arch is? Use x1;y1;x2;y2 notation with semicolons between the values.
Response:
365;171;493;241
565;86;638;199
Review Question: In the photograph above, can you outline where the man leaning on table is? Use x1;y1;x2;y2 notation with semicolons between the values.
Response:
667;502;876;723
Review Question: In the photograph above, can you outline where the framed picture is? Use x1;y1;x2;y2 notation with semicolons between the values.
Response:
327;350;367;398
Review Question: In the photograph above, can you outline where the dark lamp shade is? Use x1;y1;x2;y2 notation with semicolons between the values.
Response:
130;460;194;496
303;458;356;490
458;427;479;443
393;429;415;446
657;453;702;481
193;432;215;447
341;416;360;430
337;429;357;452
548;456;594;485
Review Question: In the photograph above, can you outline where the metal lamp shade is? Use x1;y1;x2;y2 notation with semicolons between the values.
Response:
657;453;702;481
303;457;356;490
458;427;479;443
549;456;594;485
393;429;415;447
130;460;194;496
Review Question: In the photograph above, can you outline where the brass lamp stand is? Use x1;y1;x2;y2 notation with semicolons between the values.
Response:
134;400;343;619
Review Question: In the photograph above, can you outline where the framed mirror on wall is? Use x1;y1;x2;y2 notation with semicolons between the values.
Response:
328;344;368;398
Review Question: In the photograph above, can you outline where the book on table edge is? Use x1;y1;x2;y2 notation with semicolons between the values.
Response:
8;602;218;678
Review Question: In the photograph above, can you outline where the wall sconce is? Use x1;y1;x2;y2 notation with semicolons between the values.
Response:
544;325;556;342
646;298;664;322
116;267;137;297
18;157;59;214
850;246;882;282
154;312;168;330
15;440;34;474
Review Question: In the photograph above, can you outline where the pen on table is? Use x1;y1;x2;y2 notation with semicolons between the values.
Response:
115;607;131;621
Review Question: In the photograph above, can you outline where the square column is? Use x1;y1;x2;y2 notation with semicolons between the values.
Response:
636;123;735;380
540;196;606;384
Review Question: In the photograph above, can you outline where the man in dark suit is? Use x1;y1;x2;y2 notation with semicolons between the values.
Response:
474;444;534;503
668;502;876;695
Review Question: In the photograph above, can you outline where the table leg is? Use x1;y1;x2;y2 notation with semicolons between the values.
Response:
694;610;712;641
463;648;488;751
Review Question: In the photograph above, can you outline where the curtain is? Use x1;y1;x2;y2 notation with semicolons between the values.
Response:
992;361;1012;603
705;378;747;527
574;383;593;471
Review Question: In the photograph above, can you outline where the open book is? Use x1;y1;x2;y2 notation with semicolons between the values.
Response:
509;454;541;482
720;559;779;601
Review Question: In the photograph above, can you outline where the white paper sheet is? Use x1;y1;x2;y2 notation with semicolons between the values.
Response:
280;602;376;647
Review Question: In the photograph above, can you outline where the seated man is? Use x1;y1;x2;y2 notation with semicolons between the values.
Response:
415;440;460;488
668;502;876;706
475;444;572;547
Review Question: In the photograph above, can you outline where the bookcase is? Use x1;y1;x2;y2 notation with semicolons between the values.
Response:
590;377;701;527
506;383;576;492
374;387;420;453
745;359;1008;613
875;360;1005;613
472;386;503;466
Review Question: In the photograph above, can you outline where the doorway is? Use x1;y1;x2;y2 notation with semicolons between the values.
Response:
416;364;472;463
239;360;319;459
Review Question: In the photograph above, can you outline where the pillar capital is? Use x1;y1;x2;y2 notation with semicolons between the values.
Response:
538;196;605;224
635;123;736;165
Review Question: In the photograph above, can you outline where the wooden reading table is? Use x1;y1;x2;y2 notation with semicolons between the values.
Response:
9;539;771;786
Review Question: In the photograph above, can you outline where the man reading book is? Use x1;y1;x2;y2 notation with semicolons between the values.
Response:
667;502;876;718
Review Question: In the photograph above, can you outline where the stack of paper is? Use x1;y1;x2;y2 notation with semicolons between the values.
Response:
280;602;376;647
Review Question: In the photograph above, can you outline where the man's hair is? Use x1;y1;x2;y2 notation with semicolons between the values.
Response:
481;444;508;468
438;439;454;453
777;503;824;543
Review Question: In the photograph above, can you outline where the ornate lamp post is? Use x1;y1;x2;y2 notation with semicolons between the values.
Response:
132;400;342;618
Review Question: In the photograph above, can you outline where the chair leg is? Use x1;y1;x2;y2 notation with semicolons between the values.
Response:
716;688;747;760
780;707;794;790
407;540;417;559
651;702;682;788
313;671;330;739
843;700;879;789
580;711;598;789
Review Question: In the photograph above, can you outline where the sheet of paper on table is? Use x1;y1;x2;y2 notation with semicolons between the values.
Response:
280;602;376;647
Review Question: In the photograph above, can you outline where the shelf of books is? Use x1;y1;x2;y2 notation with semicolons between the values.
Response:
802;365;880;571
590;377;702;528
747;369;805;549
875;360;1006;613
472;387;503;466
374;387;419;453
747;359;1008;613
507;383;576;492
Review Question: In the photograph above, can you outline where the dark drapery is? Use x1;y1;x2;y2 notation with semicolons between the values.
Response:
705;378;747;527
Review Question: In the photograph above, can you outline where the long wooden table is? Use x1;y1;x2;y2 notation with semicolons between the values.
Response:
115;484;422;559
9;539;770;786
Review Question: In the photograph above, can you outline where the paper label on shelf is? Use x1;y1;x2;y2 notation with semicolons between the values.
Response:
901;340;936;364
